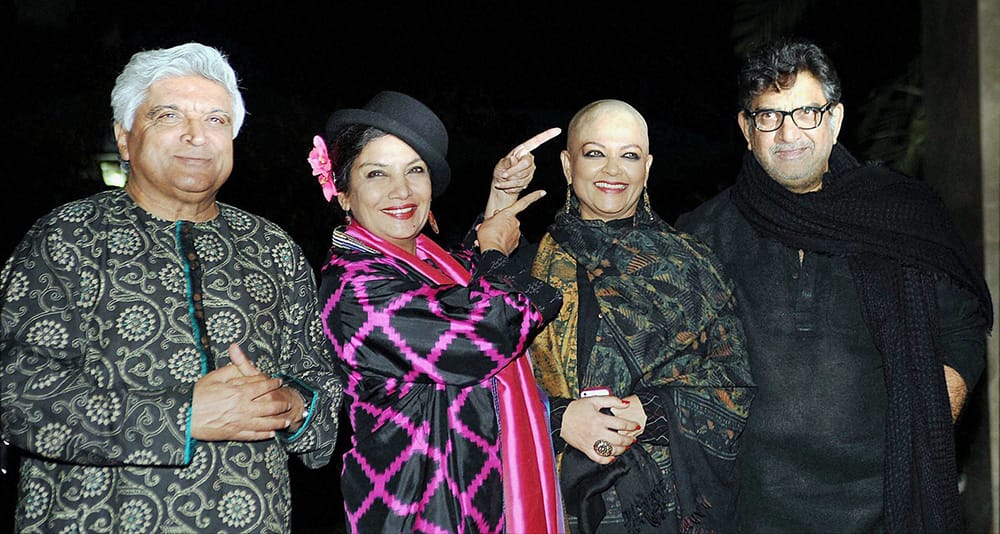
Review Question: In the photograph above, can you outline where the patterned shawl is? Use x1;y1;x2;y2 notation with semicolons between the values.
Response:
530;196;754;532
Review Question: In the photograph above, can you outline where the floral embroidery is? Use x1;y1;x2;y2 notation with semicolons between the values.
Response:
76;269;101;308
35;423;72;456
46;233;75;269
222;209;253;232
30;369;69;390
118;500;154;533
271;242;295;277
168;348;201;383
56;202;95;223
206;310;242;344
158;264;185;294
116;305;157;342
25;320;69;349
244;272;274;304
21;480;51;520
194;233;226;262
85;392;122;425
124;450;158;466
177;448;208;480
109;228;143;256
219;489;258;528
4;269;29;302
80;467;111;498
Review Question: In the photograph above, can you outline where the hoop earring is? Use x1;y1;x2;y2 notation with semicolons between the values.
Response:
428;211;440;234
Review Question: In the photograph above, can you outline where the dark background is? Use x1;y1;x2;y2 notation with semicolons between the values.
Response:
5;1;986;533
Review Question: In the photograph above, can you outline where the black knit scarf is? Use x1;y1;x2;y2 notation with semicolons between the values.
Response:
731;144;993;533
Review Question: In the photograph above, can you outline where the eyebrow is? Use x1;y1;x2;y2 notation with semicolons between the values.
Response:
751;101;825;111
144;104;231;118
145;105;179;119
581;141;644;151
359;157;426;169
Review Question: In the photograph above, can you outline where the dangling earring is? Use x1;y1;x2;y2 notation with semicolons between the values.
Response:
564;187;572;215
344;211;352;226
635;188;653;227
428;211;440;234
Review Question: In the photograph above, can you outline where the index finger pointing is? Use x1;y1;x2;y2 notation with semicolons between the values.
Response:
520;127;562;153
505;190;547;216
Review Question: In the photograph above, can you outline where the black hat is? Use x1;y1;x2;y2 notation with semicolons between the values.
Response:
326;91;451;198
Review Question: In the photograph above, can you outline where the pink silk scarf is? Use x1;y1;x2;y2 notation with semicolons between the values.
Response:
346;222;564;533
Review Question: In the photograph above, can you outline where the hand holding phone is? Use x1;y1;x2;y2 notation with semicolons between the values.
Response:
580;386;612;398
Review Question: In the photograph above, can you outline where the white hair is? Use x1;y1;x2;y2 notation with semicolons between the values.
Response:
110;42;246;137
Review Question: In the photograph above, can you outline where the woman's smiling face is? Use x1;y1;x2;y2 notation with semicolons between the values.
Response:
337;134;432;254
561;103;653;222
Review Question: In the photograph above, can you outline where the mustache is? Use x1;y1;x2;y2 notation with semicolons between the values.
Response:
770;141;813;154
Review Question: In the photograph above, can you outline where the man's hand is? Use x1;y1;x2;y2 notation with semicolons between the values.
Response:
189;344;303;441
943;364;967;422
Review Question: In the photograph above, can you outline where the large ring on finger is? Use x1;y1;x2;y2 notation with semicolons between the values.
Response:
593;439;614;457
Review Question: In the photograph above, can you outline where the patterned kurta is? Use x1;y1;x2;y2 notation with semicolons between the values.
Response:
1;189;342;533
319;229;560;534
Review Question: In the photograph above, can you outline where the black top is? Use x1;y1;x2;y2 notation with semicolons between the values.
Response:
676;188;986;532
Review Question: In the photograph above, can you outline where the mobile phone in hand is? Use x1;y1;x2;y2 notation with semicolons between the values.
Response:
580;386;612;398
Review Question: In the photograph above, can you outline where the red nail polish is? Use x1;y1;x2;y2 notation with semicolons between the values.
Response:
623;400;630;405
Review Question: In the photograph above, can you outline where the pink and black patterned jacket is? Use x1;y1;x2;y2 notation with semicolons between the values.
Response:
319;230;561;533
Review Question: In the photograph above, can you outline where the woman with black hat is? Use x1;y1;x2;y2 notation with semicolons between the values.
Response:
312;91;564;533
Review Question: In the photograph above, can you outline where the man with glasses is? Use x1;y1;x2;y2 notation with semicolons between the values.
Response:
676;38;991;532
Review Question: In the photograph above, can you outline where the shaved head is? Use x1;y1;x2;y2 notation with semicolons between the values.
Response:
566;99;649;151
561;99;653;222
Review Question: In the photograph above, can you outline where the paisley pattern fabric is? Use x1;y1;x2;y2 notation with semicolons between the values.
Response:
1;189;342;533
319;227;560;534
530;198;755;531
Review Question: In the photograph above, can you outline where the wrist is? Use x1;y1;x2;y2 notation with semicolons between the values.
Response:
290;387;310;422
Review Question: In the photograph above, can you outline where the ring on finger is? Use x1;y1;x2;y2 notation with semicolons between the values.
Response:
593;439;614;457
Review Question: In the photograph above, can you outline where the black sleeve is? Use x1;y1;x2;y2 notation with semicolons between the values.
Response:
547;396;572;454
936;277;989;389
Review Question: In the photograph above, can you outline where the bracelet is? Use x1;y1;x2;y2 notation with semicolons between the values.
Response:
295;388;310;421
283;385;310;422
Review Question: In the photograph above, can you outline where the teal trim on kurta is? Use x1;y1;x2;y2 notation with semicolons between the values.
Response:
274;374;317;442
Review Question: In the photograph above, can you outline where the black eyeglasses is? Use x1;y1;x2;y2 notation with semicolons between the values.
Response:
744;102;837;132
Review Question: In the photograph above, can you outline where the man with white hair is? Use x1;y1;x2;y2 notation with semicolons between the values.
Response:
1;42;342;533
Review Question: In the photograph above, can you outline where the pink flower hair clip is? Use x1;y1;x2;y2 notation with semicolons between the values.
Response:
308;135;337;202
